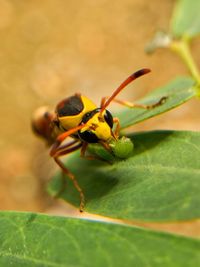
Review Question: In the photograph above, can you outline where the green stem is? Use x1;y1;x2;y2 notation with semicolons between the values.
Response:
170;39;200;91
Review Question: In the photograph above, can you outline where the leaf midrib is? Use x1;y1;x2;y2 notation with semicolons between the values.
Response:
0;251;68;267
114;163;200;175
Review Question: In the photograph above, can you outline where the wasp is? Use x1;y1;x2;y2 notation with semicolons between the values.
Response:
32;68;166;212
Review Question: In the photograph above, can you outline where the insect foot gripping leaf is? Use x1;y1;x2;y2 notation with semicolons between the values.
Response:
109;136;134;159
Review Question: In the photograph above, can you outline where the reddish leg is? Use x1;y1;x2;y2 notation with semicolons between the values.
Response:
113;117;120;139
80;142;100;160
53;139;80;158
54;156;85;212
53;142;83;202
50;124;85;157
80;142;111;163
101;96;167;110
50;125;86;212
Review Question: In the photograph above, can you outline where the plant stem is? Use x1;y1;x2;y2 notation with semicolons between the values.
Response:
170;39;200;92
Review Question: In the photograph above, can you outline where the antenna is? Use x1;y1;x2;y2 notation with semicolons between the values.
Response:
100;68;151;113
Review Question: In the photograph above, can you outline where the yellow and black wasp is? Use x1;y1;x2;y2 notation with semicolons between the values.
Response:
32;68;166;211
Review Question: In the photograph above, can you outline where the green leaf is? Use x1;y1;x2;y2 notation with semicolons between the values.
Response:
171;0;200;39
116;76;196;129
48;131;200;222
0;212;199;267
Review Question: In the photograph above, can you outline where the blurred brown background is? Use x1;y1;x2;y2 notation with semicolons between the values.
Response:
0;0;199;219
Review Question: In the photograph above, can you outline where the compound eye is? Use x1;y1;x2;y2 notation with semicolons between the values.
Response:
78;130;99;143
104;110;113;128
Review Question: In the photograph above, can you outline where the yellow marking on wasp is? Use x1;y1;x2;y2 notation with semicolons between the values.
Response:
80;112;112;141
58;96;97;130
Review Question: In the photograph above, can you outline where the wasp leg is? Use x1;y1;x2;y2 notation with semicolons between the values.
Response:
53;139;79;158
80;142;112;164
80;142;89;158
54;155;85;212
50;126;86;212
80;142;98;160
99;141;112;153
53;142;83;204
50;124;85;157
112;117;120;139
101;96;167;109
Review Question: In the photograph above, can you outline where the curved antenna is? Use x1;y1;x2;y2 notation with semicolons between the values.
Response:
100;68;151;114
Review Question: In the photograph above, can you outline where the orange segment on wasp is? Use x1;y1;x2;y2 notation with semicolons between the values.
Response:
32;68;166;212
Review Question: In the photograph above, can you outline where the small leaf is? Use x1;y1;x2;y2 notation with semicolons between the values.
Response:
48;131;200;222
171;0;200;39
0;212;200;267
116;76;196;129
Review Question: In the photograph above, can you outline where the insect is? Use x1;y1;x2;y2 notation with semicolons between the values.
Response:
32;68;166;212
